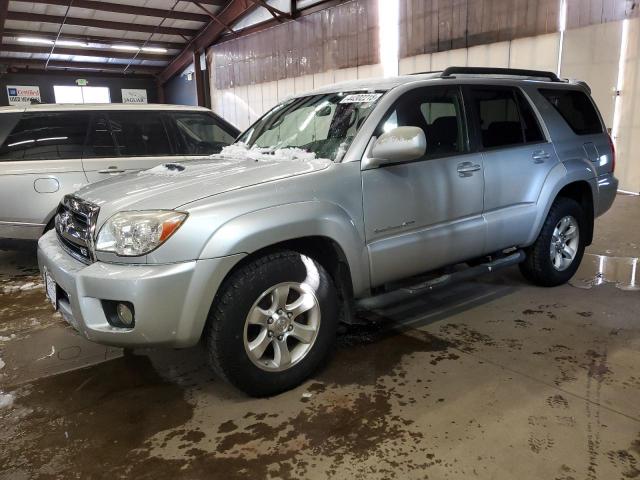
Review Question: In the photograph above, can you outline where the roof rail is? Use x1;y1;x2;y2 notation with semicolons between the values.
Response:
408;70;443;76
440;66;563;82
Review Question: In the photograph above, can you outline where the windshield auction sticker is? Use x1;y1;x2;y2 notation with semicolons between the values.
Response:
6;85;41;106
340;93;383;104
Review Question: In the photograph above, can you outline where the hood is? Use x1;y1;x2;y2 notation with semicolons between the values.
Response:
75;156;332;216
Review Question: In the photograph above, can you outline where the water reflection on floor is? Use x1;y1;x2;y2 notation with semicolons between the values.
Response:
571;253;639;291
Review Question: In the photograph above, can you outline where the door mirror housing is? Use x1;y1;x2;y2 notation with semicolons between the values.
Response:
368;126;427;168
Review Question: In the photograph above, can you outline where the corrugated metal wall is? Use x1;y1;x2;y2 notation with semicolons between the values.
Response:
211;0;378;90
399;0;636;57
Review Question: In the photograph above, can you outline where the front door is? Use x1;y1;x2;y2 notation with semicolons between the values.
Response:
362;86;486;287
82;111;177;182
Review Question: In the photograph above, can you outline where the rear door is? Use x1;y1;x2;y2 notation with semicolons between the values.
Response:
464;85;559;251
82;110;177;182
166;110;239;160
0;111;90;238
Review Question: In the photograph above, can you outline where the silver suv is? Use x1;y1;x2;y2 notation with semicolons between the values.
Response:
37;67;618;396
0;104;238;239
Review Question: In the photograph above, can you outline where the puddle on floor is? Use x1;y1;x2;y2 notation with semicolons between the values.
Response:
571;254;639;291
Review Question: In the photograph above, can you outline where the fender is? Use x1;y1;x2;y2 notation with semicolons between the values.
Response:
198;201;371;296
524;158;598;246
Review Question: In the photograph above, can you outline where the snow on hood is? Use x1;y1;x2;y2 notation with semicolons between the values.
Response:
139;163;186;177
214;143;320;162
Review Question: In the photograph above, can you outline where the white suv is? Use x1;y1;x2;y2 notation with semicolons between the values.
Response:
0;103;239;239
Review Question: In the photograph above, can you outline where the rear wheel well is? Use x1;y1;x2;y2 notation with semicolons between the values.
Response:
556;181;594;245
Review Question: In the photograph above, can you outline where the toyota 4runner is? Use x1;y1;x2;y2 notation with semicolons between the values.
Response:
38;67;618;396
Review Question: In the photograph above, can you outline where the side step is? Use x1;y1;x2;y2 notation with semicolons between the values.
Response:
356;250;526;311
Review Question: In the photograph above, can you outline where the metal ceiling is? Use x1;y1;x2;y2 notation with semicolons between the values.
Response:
0;0;340;83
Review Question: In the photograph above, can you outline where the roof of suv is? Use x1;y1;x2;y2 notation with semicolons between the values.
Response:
305;67;587;96
0;103;212;114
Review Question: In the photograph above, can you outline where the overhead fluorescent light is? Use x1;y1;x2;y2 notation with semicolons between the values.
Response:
18;37;53;45
111;45;140;52
56;40;88;48
18;36;88;48
111;45;167;54
141;47;167;53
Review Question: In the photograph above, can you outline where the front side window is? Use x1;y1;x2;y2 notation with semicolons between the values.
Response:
378;87;467;158
471;87;544;149
170;111;237;155
106;111;172;157
238;92;383;161
0;112;90;161
539;89;603;135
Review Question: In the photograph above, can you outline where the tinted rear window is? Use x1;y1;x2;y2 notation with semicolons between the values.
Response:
539;89;603;135
107;111;173;157
471;87;545;149
0;112;90;161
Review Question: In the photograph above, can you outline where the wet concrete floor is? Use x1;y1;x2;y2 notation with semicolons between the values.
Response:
0;193;639;479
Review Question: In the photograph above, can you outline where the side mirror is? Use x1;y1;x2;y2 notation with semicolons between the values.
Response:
368;126;426;168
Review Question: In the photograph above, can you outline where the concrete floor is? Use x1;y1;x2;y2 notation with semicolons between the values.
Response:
0;194;638;479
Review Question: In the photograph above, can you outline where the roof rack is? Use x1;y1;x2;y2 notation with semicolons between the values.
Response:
408;70;443;76
440;66;563;82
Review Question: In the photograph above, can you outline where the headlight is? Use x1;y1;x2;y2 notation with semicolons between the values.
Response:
96;211;188;256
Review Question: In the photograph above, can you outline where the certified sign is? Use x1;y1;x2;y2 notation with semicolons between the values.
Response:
6;85;41;106
121;88;148;104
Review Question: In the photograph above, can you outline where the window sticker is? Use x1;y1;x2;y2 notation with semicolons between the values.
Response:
339;93;383;104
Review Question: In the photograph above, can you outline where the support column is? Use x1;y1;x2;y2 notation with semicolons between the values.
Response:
193;50;206;107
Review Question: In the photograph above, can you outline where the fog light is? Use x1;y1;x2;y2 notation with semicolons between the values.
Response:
116;303;134;326
102;300;135;328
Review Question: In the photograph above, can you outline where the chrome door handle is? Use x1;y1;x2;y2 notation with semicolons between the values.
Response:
532;151;551;163
457;162;481;176
98;166;125;174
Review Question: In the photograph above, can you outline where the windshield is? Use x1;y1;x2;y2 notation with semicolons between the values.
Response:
237;92;383;161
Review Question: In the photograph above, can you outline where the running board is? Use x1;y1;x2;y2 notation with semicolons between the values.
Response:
356;250;526;311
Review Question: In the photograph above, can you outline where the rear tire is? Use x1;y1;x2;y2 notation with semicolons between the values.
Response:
519;197;586;287
204;250;339;397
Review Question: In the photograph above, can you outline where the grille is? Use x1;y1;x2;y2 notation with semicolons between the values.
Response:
55;195;100;264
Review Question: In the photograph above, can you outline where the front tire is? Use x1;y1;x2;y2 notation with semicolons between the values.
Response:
204;250;339;397
520;197;586;287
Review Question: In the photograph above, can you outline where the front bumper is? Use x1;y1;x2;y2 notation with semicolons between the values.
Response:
37;230;244;348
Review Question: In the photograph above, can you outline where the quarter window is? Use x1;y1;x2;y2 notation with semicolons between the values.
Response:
379;87;467;158
471;87;545;149
539;89;603;135
0;112;90;161
170;112;237;155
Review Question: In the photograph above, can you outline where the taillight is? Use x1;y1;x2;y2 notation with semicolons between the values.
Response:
608;134;616;173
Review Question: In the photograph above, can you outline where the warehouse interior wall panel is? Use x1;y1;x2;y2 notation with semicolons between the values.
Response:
561;21;623;128
508;32;561;72
399;0;560;58
431;48;469;71
466;41;511;68
565;0;635;29
614;17;640;192
211;0;379;91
